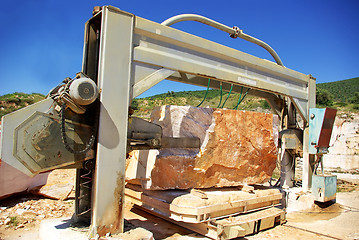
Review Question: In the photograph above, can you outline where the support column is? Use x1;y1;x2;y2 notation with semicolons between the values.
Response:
302;75;316;191
90;7;134;237
280;149;295;187
280;99;296;188
302;127;315;191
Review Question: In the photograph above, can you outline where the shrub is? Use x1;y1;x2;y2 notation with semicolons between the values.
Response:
316;88;333;106
131;98;139;110
348;92;359;104
260;100;271;109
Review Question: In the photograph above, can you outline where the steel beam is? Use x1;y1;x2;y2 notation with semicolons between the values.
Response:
302;76;316;191
132;16;311;122
133;68;175;97
89;7;134;237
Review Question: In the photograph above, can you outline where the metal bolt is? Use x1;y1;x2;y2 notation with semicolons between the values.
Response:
150;138;160;148
230;26;242;39
309;74;317;80
83;160;94;170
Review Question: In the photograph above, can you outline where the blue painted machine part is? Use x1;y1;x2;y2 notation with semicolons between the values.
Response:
309;108;325;154
312;175;337;202
308;108;337;154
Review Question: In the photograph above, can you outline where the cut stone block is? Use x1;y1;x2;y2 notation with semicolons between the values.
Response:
30;182;73;200
126;106;279;190
0;160;50;200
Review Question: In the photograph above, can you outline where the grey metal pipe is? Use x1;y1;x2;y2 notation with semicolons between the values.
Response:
161;14;284;66
161;14;236;34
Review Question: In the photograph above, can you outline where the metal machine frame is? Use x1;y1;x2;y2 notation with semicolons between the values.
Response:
80;6;316;236
0;5;319;237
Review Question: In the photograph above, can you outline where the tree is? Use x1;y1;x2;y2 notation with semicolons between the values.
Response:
131;98;139;110
316;88;333;106
348;92;359;104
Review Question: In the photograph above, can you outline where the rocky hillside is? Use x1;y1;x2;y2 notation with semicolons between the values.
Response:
132;92;271;119
323;112;359;171
0;93;45;119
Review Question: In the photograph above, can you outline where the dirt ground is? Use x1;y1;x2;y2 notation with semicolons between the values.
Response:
0;169;76;240
1;169;359;240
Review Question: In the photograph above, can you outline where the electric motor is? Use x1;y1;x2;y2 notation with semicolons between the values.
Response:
68;78;98;105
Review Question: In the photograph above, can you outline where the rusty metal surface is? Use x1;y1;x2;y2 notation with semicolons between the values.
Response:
317;108;337;148
309;108;337;154
88;6;134;237
160;137;200;149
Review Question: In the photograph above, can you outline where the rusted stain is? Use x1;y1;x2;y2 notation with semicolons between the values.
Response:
318;108;337;148
97;171;124;236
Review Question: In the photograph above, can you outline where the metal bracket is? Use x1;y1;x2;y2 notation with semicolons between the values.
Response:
127;117;200;150
230;26;243;38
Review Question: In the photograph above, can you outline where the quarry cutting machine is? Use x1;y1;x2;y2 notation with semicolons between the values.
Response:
0;5;336;238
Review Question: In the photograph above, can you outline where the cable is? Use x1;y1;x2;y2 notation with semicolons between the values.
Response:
233;87;243;110
234;88;250;110
241;88;250;103
216;82;223;108
277;159;295;174
269;177;281;187
276;148;296;173
197;78;210;107
221;84;233;108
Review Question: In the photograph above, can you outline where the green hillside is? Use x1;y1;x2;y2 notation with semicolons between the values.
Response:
132;90;270;119
0;92;45;119
1;77;358;120
145;77;359;105
317;77;359;102
133;76;359;117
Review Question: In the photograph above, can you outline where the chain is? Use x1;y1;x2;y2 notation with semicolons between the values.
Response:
60;103;96;155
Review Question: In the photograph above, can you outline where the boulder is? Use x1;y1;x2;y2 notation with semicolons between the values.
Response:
126;106;279;190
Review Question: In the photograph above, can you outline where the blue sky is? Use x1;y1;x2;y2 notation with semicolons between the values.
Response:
1;0;358;98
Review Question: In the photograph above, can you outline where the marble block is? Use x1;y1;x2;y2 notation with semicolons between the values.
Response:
126;105;279;190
